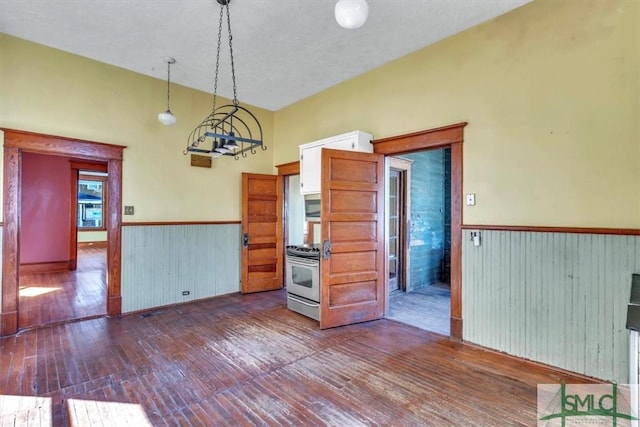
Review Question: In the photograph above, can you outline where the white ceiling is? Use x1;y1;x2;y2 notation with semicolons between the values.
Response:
0;0;531;111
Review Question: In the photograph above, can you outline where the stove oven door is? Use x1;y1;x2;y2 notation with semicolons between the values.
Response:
286;256;320;302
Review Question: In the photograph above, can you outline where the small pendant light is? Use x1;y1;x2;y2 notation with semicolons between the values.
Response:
158;57;177;126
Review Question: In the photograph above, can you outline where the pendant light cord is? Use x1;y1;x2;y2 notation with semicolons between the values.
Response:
166;60;172;111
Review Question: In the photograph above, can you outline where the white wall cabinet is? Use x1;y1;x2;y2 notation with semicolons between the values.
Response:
299;130;373;194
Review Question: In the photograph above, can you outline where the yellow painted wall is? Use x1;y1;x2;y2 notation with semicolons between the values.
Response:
0;34;275;222
273;0;640;228
1;0;638;228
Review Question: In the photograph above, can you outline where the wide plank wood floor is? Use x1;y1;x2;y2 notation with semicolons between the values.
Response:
1;289;594;426
19;246;107;329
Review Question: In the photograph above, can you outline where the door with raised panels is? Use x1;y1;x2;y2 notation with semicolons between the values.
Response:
319;149;385;329
241;173;283;293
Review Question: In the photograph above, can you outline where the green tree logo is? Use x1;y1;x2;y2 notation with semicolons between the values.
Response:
539;384;637;426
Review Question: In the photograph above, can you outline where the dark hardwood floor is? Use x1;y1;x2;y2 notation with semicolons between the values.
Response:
388;283;451;336
18;246;107;329
1;289;594;426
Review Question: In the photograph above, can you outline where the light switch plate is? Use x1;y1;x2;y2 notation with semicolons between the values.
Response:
124;205;134;215
466;194;475;206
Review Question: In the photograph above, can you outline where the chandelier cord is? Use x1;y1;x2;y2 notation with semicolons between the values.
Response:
225;4;239;106
211;3;224;114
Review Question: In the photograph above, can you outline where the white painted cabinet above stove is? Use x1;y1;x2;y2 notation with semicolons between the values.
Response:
299;130;373;194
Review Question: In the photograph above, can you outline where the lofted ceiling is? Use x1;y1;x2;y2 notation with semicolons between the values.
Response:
0;0;531;111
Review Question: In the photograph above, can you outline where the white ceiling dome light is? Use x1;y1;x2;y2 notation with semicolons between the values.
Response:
334;0;369;30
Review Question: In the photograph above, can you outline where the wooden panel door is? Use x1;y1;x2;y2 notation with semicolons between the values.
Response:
241;173;283;293
320;149;385;329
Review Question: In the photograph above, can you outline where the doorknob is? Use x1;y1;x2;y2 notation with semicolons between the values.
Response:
242;233;249;247
322;240;331;260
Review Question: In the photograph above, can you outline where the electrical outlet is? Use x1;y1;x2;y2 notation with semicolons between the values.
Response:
466;194;475;206
470;231;481;247
124;205;134;215
182;290;190;296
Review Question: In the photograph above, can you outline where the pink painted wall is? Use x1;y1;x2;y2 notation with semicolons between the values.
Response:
20;153;71;264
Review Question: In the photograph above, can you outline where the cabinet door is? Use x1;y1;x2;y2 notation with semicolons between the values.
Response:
326;136;354;151
300;144;322;194
327;131;373;153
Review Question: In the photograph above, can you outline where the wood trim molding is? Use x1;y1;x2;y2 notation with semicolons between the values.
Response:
463;341;603;383
372;122;468;155
20;261;71;275
69;168;79;270
0;312;17;337
2;128;126;160
462;224;640;236
78;241;108;249
70;160;108;173
450;317;463;342
388;157;412;296
305;222;320;245
275;161;299;284
77;173;108;232
124;293;240;318
121;221;241;226
70;163;108;269
1;146;20;336
107;159;122;317
1;129;125;336
276;161;300;176
449;142;463;341
373;122;466;341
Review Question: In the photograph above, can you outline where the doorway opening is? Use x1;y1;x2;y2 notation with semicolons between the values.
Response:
18;244;108;328
17;158;109;329
1;129;124;337
386;147;451;335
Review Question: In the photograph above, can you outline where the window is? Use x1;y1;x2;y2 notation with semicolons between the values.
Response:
78;174;107;230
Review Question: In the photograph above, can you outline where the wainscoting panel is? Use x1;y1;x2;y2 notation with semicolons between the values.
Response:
121;224;241;313
462;230;640;383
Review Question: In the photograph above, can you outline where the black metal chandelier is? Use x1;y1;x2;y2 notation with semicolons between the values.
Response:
185;0;265;159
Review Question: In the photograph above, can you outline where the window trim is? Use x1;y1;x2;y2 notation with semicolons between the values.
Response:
77;173;108;231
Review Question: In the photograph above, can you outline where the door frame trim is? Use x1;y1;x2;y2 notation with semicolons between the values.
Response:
387;157;412;295
1;128;125;336
373;122;467;340
69;161;109;271
276;161;300;289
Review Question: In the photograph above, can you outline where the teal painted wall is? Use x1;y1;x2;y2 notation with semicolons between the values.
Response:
404;149;451;291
